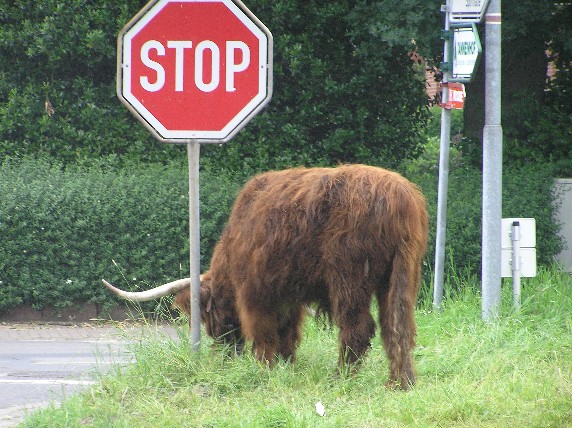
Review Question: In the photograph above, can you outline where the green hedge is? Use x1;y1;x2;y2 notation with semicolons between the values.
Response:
0;158;240;314
0;158;563;314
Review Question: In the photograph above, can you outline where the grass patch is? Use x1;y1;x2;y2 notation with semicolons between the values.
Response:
22;268;572;427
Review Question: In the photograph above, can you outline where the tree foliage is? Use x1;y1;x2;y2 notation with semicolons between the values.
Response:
0;0;437;170
0;1;570;173
460;0;572;175
0;0;184;164
202;0;439;172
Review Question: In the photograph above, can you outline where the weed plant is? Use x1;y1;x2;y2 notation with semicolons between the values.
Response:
22;268;572;427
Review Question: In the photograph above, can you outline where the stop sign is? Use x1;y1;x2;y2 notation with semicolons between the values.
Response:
117;0;272;143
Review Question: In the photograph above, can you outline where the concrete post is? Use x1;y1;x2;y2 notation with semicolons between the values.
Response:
481;0;503;321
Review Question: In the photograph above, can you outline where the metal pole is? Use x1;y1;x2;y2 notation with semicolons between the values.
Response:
433;0;452;310
481;0;502;321
511;221;521;310
188;142;201;351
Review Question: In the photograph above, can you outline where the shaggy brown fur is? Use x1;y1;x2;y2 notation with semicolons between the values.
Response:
174;164;428;389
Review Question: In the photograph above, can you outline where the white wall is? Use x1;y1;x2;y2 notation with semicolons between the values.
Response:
554;179;572;272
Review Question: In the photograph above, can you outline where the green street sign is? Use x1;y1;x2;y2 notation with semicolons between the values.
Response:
450;24;482;82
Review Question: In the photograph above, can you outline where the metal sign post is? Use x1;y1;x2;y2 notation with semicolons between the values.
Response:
188;142;201;349
434;0;492;311
511;222;522;309
433;0;453;310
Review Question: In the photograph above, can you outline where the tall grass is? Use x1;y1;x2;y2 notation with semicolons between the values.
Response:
23;268;572;427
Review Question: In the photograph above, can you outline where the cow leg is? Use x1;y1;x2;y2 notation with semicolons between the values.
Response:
377;251;418;390
239;309;280;366
276;306;305;362
234;286;280;365
330;286;375;370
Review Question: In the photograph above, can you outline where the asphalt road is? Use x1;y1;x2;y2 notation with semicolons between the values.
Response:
0;323;176;427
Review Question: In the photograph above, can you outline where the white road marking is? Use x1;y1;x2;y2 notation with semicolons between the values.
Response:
0;379;95;386
29;359;118;365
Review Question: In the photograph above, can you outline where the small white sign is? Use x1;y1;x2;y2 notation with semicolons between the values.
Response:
501;218;537;278
501;248;537;278
501;218;536;249
450;0;490;23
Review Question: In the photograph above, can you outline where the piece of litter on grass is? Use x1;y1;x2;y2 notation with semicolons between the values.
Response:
315;401;325;417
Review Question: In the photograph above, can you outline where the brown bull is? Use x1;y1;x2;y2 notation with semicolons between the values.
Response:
103;164;428;389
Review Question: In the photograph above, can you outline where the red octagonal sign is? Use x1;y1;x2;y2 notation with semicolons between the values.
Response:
117;0;272;143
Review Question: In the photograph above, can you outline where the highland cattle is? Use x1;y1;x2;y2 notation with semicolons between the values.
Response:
103;164;428;389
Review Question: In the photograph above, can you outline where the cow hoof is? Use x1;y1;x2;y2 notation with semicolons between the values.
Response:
384;377;414;391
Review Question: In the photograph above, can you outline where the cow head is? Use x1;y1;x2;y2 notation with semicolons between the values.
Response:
172;274;244;354
102;273;244;354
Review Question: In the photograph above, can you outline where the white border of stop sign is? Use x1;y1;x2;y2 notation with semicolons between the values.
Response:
117;0;273;143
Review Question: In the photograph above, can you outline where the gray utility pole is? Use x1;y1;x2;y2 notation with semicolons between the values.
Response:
433;0;452;310
481;0;503;321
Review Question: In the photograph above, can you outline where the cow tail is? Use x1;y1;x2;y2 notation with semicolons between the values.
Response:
384;245;418;389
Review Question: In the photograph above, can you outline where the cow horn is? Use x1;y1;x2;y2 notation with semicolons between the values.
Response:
102;276;202;302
